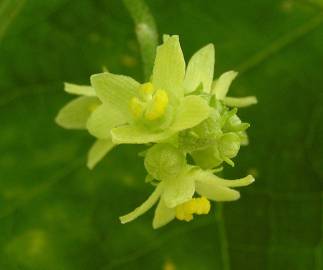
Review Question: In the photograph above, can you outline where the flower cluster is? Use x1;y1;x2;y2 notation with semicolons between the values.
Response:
56;35;257;228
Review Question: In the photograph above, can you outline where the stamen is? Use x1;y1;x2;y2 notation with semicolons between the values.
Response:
130;97;144;118
145;89;169;120
139;82;154;96
175;197;211;222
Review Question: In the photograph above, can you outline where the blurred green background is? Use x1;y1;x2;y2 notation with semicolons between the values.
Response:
0;0;322;269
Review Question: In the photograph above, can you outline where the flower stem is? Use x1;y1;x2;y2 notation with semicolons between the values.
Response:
215;202;231;270
123;0;158;80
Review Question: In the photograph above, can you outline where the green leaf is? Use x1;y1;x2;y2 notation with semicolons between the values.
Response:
55;96;100;129
86;104;127;139
111;125;173;144
152;35;186;102
64;83;96;96
1;0;322;269
90;72;140;119
184;44;215;94
171;95;210;132
87;139;115;169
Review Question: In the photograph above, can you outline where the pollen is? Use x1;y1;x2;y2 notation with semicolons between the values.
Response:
175;197;211;222
130;97;144;118
145;89;169;120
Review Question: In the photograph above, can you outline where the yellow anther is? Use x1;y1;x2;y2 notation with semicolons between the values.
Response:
129;97;144;118
175;204;194;222
139;82;154;96
195;197;211;215
145;89;169;120
175;197;211;222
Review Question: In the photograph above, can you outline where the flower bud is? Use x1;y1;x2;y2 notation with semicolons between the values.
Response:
144;144;186;180
219;133;240;159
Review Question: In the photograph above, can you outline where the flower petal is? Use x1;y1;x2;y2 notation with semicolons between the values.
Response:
223;96;258;107
162;170;195;208
87;139;115;169
152;35;185;102
86;104;127;139
194;169;255;187
184;44;214;94
171;95;210;132
64;83;95;96
111;125;173;144
119;183;164;224
195;180;240;201
90;72;140;119
152;198;176;229
239;131;249;146
55;96;100;129
212;71;238;100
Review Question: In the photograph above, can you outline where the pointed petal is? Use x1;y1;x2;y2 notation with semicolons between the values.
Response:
87;139;115;169
152;35;185;102
214;174;255;187
64;83;95;96
90;72;140;119
55;97;100;129
86;104;127;139
212;71;238;100
111;125;173;144
195;180;240;201
195;169;255;187
239;131;249;146
153;198;176;229
119;183;164;224
223;96;258;107
171;95;210;132
162;171;195;208
184;44;215;94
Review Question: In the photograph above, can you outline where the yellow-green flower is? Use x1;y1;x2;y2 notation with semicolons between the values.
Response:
87;35;211;149
119;143;254;229
55;33;257;230
120;165;254;229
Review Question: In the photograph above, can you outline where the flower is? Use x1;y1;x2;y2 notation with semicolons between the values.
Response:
87;35;210;149
55;83;115;169
56;35;257;170
55;34;257;230
119;143;254;229
120;165;254;229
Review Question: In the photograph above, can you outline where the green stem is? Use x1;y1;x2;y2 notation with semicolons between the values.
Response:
123;0;158;80
215;202;231;270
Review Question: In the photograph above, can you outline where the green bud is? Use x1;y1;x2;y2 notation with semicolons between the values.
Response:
144;144;186;180
178;109;222;152
192;146;223;169
219;133;240;159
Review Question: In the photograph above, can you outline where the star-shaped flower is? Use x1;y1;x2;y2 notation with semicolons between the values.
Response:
87;36;211;150
119;143;254;229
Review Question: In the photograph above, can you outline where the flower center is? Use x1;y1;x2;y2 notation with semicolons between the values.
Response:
130;82;169;121
175;197;211;222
